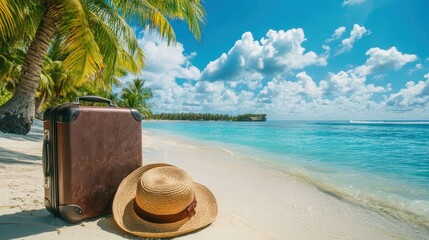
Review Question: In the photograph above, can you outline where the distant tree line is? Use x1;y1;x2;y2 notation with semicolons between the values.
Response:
150;113;266;121
151;113;231;121
229;113;267;121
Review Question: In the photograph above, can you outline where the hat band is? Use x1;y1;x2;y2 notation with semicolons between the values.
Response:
133;196;197;224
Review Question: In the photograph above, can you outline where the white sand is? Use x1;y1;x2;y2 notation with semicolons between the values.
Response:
0;120;427;239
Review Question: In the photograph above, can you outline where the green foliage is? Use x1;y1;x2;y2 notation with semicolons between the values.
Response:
230;114;267;121
152;113;231;121
0;43;25;88
118;78;153;118
0;81;13;105
150;113;267;121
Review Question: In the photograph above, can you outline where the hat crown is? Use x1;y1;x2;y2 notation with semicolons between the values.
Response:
135;166;194;215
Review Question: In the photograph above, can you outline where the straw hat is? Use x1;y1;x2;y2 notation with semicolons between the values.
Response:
112;163;218;238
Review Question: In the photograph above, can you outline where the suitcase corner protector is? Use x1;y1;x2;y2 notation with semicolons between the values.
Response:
44;198;54;214
56;105;80;123
130;109;142;122
59;204;84;223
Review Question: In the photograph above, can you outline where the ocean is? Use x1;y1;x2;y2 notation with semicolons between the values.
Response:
142;120;429;229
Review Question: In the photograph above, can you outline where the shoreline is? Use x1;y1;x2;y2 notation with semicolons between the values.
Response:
0;120;428;239
142;122;429;232
142;128;429;239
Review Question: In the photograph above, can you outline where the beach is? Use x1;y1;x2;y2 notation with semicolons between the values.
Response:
1;120;428;239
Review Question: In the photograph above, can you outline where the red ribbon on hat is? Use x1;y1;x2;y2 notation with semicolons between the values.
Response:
134;196;197;224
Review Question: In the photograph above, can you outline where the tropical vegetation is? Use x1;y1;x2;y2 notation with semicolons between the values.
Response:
118;78;153;119
0;0;206;135
0;82;13;106
230;114;267;121
151;113;267;121
152;113;231;121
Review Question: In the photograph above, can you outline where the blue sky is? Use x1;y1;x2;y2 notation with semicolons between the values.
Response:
126;0;429;120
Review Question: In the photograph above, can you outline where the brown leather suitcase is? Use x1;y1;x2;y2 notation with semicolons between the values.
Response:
42;96;142;223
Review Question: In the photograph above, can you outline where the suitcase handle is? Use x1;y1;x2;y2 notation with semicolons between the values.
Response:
76;95;116;107
42;138;50;176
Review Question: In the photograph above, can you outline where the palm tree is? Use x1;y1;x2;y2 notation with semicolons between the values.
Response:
36;57;72;113
35;36;113;112
120;78;153;118
0;0;205;134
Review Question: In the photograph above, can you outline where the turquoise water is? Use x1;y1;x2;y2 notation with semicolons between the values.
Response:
142;120;429;228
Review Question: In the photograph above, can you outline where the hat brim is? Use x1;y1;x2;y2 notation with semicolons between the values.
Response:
113;163;218;238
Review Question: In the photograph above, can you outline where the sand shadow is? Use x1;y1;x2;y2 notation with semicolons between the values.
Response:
0;146;42;165
97;213;208;240
0;208;70;239
0;210;149;239
97;216;164;240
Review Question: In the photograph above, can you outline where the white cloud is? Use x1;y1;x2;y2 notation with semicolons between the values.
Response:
321;71;385;98
252;70;388;119
136;32;201;84
322;45;331;52
200;29;327;83
123;32;202;101
384;73;429;111
296;72;324;98
337;24;370;54
258;72;322;104
354;47;417;76
151;80;258;114
326;26;346;42
252;68;388;118
342;0;366;6
409;63;424;75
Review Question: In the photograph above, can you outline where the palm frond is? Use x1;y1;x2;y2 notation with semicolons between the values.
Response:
87;11;142;76
85;0;142;58
0;0;16;41
48;35;67;61
111;0;177;43
57;0;104;84
146;0;206;41
0;0;42;45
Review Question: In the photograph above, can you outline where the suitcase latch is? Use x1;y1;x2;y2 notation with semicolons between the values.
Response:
44;177;50;188
44;129;49;140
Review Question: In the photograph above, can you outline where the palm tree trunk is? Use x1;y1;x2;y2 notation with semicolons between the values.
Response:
0;6;56;135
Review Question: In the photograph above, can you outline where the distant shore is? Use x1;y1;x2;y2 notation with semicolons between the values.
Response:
0;120;428;239
149;113;267;121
